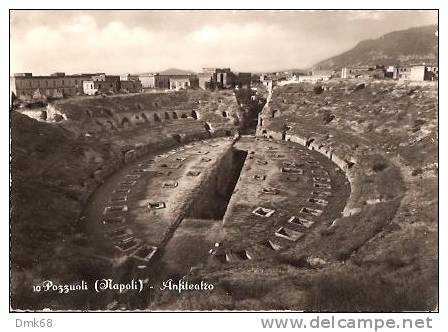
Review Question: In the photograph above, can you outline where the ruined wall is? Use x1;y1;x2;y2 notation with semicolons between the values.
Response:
186;147;247;220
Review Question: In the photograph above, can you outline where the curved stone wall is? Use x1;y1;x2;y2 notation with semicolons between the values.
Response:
255;84;406;261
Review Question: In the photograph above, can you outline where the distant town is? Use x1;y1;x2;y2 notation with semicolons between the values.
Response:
10;68;251;103
10;10;438;313
10;63;438;104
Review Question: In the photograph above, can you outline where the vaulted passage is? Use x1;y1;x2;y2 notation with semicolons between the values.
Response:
234;89;267;134
186;147;247;220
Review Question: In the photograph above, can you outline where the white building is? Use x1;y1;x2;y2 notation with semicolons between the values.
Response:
82;81;97;95
138;73;156;89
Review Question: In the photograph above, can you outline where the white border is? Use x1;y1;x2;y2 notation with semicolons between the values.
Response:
2;2;444;331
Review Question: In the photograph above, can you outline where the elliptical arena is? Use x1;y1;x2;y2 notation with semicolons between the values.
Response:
11;80;438;311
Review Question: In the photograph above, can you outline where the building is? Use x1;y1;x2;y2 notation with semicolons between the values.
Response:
154;75;170;89
169;76;199;90
91;74;121;83
189;76;200;89
120;80;142;93
341;66;387;79
425;66;438;81
120;74;142;93
197;68;251;90
409;66;426;81
370;67;386;79
138;73;156;89
198;68;220;90
199;68;235;89
261;79;273;90
202;68;216;75
154;73;199;90
215;68;234;89
341;67;372;79
154;74;183;90
83;74;121;95
311;70;334;81
82;81;96;95
259;74;268;82
260;73;278;84
120;73;140;81
198;72;215;90
385;66;399;79
10;72;97;100
397;65;437;81
397;66;411;80
169;77;189;90
237;72;251;88
297;70;333;83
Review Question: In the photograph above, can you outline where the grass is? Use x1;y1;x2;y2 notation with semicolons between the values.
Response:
305;265;437;312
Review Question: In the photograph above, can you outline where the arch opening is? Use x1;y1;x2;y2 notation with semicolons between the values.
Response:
106;120;116;130
306;138;315;148
121;117;132;128
172;134;182;143
40;110;47;121
103;108;114;118
141;113;149;122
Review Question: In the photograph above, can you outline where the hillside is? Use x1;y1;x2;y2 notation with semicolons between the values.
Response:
315;25;438;69
158;68;195;75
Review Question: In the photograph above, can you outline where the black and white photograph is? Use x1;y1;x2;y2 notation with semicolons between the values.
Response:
8;7;439;321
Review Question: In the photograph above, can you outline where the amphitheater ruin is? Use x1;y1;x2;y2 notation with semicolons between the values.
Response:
11;79;438;311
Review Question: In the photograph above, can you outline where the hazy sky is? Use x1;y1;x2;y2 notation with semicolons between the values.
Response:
10;10;437;75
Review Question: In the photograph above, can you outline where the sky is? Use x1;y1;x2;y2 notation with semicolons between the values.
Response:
10;10;438;75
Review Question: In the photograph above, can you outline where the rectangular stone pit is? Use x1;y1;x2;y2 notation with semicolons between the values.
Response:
106;227;133;240
103;205;128;215
162;181;178;188
314;182;332;189
132;245;158;262
102;216;126;225
308;197;329;206
281;167;304;174
252;207;275;217
148;201;166;209
275;227;304;242
288;216;315;228
300;206;323;217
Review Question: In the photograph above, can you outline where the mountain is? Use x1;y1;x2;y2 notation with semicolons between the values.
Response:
271;68;309;74
314;25;438;69
158;68;195;75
